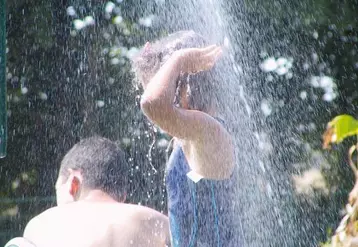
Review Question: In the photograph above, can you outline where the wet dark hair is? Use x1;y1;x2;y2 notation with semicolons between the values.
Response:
131;30;219;112
59;136;128;200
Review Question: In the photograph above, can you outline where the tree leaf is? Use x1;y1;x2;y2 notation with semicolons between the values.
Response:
323;115;358;149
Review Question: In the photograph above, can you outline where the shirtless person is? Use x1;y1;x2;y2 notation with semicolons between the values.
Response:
21;136;170;247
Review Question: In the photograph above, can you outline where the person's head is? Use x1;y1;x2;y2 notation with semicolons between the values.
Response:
55;136;128;205
132;30;220;113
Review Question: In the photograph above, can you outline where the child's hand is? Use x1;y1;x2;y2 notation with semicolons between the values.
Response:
174;45;222;74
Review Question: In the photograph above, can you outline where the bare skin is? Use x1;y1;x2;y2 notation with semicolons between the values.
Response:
23;173;170;247
24;191;169;247
140;45;235;179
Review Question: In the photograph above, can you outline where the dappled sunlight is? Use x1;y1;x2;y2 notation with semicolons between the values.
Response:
1;0;358;246
292;168;329;197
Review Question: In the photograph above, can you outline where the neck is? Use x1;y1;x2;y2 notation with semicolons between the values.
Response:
79;189;118;203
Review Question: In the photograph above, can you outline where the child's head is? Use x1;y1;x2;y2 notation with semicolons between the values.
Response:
132;30;219;113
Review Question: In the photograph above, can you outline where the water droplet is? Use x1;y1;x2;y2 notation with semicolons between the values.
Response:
308;123;316;131
66;6;76;16
260;57;277;72
21;87;28;95
319;76;333;88
299;91;307;100
312;31;318;39
96;100;105;107
70;30;77;37
276;57;288;67
39;92;48;101
266;75;274;82
341;36;348;42
303;63;310;70
260;101;272;116
323;92;336;102
285;72;293;80
276;66;288;76
223;37;230;48
113;15;123;24
123;29;131;36
126;47;139;59
105;2;116;13
73;19;85;30
311;53;318;62
122;137;130;146
309;76;320;88
108;78;115;85
110;58;120;65
13;96;20;103
157;138;168;148
139;15;155;27
84;16;95;26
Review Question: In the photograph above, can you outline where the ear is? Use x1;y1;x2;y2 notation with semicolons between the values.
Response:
67;169;83;199
69;176;81;198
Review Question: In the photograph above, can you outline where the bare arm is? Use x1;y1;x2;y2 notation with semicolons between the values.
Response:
140;45;234;179
134;208;171;247
148;212;171;247
23;217;40;244
140;46;221;141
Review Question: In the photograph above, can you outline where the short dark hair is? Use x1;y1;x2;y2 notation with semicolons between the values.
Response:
59;136;128;200
131;30;220;112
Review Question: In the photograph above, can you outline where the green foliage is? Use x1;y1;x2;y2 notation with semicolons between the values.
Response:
321;115;358;247
1;0;358;246
0;0;6;157
0;0;167;244
323;115;358;148
329;115;358;143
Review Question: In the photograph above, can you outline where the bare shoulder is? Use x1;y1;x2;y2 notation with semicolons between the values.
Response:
105;203;168;229
23;206;58;238
111;204;170;246
124;204;168;224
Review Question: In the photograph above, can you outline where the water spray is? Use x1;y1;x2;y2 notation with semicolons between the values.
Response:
0;0;7;158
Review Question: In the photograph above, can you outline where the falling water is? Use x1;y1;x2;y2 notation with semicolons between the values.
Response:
152;0;321;246
3;0;356;246
151;1;283;246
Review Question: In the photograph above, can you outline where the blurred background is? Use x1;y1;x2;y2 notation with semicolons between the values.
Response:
1;0;358;246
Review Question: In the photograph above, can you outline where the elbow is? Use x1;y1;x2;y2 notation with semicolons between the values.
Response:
222;149;235;179
140;95;173;121
220;139;236;179
223;160;235;179
140;96;150;113
215;163;234;180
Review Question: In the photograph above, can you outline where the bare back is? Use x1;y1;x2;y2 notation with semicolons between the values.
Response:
24;202;170;247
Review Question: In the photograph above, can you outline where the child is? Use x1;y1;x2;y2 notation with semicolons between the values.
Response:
132;30;239;247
